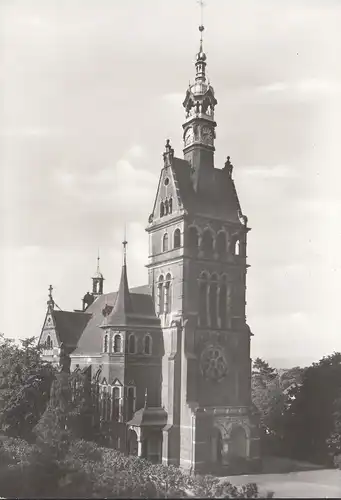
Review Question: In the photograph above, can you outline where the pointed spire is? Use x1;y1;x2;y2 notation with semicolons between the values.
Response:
93;249;104;279
91;250;104;299
47;284;54;310
195;1;207;82
104;235;133;327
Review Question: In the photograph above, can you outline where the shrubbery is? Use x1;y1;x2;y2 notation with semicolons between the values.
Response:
0;435;268;498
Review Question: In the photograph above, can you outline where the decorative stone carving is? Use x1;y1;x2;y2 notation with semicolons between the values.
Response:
200;344;228;382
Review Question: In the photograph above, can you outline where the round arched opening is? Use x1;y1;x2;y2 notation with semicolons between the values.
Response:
229;426;247;459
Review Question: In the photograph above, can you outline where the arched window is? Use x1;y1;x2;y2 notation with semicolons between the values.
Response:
127;387;135;421
144;334;152;355
103;334;108;353
165;273;172;314
162;233;169;252
209;274;218;328
235;239;240;256
114;334;122;353
216;231;227;258
128;333;136;354
188;226;199;250
169;198;173;214
102;385;110;421
160;202;165;218
46;335;52;349
157;276;164;315
219;281;227;329
202;229;213;255
112;386;120;421
199;272;209;327
173;228;181;249
164;199;169;215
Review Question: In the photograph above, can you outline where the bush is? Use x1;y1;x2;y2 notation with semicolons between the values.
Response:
0;436;266;498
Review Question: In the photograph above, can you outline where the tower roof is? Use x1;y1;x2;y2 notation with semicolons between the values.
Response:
103;239;134;327
92;252;104;280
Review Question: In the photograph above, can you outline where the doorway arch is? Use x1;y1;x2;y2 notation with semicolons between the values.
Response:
229;425;247;459
211;427;223;464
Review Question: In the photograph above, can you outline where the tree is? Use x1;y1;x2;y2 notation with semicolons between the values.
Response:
0;334;55;439
282;352;341;465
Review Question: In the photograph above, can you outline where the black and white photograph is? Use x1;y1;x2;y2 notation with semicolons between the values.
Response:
1;0;341;497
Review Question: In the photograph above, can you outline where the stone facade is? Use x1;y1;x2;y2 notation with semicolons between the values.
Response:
38;24;260;474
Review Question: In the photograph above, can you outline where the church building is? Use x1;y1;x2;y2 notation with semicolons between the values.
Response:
38;22;260;474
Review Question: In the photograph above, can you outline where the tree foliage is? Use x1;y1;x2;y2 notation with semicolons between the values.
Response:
283;352;341;465
0;334;55;439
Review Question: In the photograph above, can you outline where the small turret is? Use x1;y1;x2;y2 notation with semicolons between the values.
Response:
92;252;104;298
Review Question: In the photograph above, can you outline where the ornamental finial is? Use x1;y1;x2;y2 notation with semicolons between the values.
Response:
122;224;128;265
163;139;174;167
47;284;54;310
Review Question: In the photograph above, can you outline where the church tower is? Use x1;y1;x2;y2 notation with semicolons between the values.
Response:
146;20;260;474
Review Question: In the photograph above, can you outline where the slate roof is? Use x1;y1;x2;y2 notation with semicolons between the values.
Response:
104;262;134;327
171;157;242;224
52;310;91;348
72;284;158;356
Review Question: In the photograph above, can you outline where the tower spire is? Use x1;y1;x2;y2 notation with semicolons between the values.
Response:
90;250;104;300
182;0;217;190
104;236;133;327
198;0;205;51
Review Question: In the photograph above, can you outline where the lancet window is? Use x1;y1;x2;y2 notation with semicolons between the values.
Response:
165;273;172;314
144;334;152;355
113;334;122;353
173;228;181;249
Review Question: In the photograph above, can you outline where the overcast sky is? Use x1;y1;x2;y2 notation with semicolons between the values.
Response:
1;0;341;368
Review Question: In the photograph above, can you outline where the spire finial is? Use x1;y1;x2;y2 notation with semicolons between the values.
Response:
97;248;100;273
122;225;128;265
47;284;54;309
197;0;205;50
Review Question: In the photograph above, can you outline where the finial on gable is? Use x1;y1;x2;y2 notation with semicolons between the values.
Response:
47;284;54;310
224;156;233;177
163;139;174;168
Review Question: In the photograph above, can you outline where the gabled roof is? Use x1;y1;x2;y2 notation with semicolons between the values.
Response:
72;284;159;356
52;310;91;348
171;156;242;224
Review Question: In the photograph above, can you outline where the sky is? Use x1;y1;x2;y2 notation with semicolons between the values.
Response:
1;0;341;368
